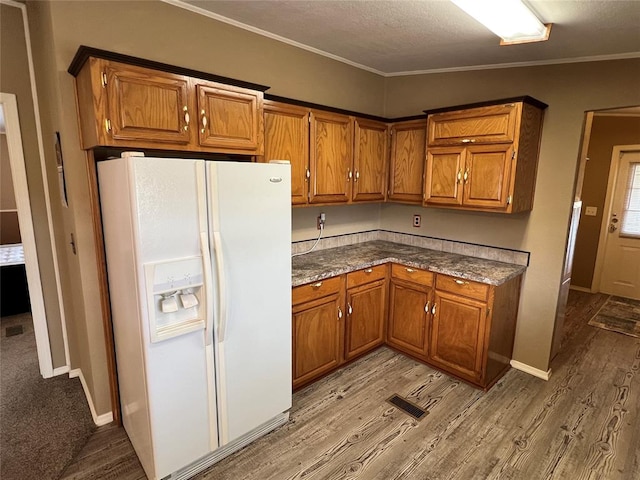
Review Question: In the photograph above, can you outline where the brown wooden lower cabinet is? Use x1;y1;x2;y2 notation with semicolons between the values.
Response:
292;276;345;390
428;274;522;389
344;266;388;361
292;262;522;391
386;266;433;358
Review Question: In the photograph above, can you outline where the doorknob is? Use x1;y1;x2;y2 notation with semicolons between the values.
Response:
609;224;618;233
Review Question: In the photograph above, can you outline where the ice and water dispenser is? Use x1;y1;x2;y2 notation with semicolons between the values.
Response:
144;256;206;342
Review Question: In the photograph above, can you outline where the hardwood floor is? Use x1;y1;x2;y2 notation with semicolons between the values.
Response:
60;291;640;479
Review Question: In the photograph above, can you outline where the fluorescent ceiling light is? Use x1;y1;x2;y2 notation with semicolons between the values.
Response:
451;0;552;45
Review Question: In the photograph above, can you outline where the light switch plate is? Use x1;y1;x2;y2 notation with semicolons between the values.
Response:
585;206;598;216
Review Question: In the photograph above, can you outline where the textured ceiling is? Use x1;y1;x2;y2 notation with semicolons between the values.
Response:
172;0;640;75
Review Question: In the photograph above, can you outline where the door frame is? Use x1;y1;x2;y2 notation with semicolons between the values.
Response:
592;144;640;292
1;93;55;376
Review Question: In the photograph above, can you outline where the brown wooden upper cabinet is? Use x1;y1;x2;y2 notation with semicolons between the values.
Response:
424;98;546;213
352;118;389;202
195;81;263;152
263;102;389;205
388;119;427;204
262;101;310;206
74;58;264;155
309;110;354;204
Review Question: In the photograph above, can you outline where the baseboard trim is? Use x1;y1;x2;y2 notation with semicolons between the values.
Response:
569;285;593;293
510;360;552;381
52;365;70;376
69;368;114;426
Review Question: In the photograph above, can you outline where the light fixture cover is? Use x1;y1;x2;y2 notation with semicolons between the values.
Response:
451;0;550;43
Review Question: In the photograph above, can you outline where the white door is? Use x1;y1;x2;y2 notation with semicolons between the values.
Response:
600;150;640;299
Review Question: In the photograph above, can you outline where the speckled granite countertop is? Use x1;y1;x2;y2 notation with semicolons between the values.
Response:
292;240;526;287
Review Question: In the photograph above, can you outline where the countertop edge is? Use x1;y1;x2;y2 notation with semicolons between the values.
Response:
292;255;526;288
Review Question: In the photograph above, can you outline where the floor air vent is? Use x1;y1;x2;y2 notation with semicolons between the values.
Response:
387;394;428;420
5;325;24;337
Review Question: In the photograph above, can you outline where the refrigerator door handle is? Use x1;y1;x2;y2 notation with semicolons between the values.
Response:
200;231;215;346
212;231;228;343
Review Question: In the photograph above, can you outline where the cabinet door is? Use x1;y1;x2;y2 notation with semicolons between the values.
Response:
345;279;386;361
424;146;464;206
387;278;430;358
309;111;353;204
353;118;388;202
463;144;513;209
388;120;426;204
263;102;310;205
104;61;191;144
427;103;519;146
196;82;263;153
292;293;343;389
429;290;487;381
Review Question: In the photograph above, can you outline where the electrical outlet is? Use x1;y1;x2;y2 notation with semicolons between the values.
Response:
413;214;421;227
317;212;326;230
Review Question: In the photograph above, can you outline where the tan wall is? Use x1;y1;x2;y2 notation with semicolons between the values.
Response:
382;59;640;372
0;3;66;368
571;116;640;289
26;0;386;416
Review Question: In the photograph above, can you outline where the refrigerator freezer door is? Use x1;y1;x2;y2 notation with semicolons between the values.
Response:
207;161;292;445
100;157;219;480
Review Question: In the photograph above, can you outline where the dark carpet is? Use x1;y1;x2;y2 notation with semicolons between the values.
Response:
588;295;640;338
0;313;96;480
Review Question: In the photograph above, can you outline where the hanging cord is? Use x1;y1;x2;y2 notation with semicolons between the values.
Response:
292;223;324;257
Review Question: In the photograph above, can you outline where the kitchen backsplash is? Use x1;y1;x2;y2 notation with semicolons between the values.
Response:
291;230;530;266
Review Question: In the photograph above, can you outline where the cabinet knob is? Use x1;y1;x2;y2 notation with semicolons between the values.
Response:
313;282;323;288
201;111;208;134
461;139;476;143
183;106;190;131
406;268;415;273
365;268;373;273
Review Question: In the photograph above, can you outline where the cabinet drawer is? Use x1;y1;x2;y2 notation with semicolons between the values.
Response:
436;275;489;301
391;264;434;286
293;275;343;305
347;264;387;288
428;104;519;146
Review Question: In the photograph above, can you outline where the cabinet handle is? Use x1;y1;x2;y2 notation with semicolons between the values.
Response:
406;268;415;273
312;282;322;288
347;303;352;315
463;170;469;183
347;169;352;181
200;109;208;134
461;139;476;143
104;118;112;134
183;106;190;131
338;307;343;319
431;304;437;315
457;170;462;184
354;170;360;182
365;268;373;273
454;279;469;285
424;301;430;313
306;168;310;180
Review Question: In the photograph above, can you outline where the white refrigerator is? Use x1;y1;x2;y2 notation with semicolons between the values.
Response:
98;156;292;480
